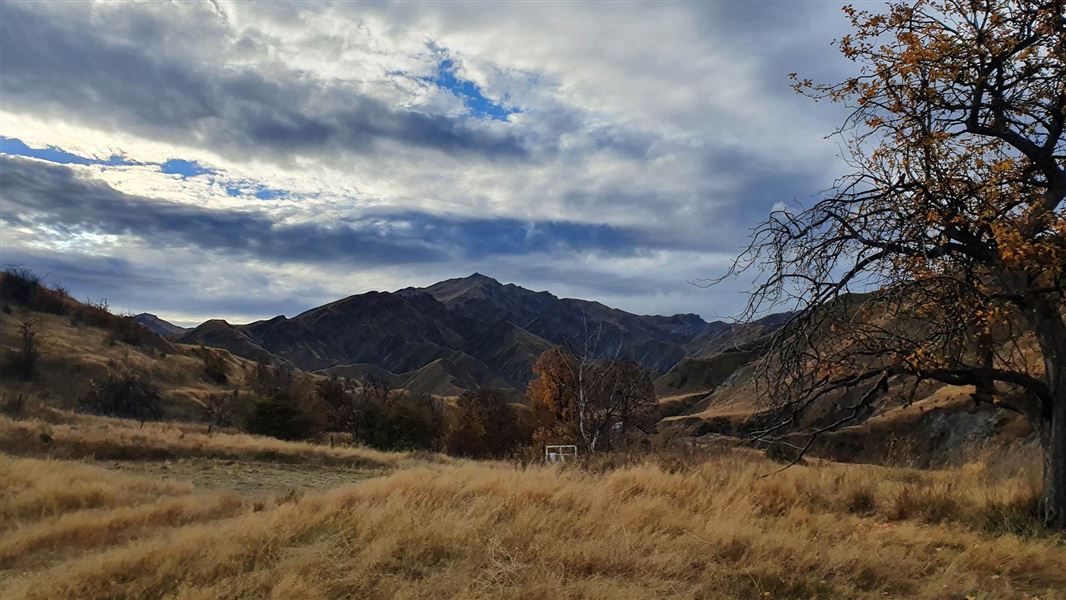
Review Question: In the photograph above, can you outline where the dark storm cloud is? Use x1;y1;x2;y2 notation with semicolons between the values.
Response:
0;2;526;164
0;157;661;266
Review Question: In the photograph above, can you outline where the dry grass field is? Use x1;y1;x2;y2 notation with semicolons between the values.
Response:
0;410;411;469
1;413;1064;599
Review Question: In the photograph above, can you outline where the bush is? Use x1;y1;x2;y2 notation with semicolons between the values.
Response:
109;314;157;347
380;393;443;450
239;362;325;441
67;300;159;349
79;373;164;423
980;493;1046;536
351;391;443;451
201;347;229;384
5;319;40;381
844;484;877;514
0;267;70;315
445;389;530;458
887;483;959;523
0;267;42;307
202;389;238;433
247;392;313;441
70;299;112;329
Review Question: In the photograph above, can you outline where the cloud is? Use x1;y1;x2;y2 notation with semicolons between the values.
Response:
0;156;662;265
0;0;856;321
0;2;528;165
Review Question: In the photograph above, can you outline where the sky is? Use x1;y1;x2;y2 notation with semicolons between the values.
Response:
0;0;855;326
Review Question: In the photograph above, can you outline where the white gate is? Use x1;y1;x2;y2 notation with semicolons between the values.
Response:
544;444;578;463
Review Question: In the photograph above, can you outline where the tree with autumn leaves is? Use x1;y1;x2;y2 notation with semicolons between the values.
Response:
724;1;1065;526
527;346;656;454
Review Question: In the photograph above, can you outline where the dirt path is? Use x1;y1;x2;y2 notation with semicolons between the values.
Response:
98;457;381;496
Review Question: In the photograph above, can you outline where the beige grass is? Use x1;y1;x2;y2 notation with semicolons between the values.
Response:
0;412;417;469
0;455;194;525
1;448;1062;599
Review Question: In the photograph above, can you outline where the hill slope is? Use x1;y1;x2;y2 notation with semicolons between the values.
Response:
0;292;256;422
179;274;785;395
179;286;555;394
400;273;726;373
133;313;188;338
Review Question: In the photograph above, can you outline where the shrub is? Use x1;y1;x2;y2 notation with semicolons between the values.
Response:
764;442;805;465
887;483;959;523
5;319;40;380
317;376;351;431
202;389;238;433
0;267;70;315
71;299;112;329
247;392;313;441
843;484;877;514
201;347;229;384
980;493;1046;536
445;389;530;458
351;391;443;451
0;267;42;306
79;373;164;423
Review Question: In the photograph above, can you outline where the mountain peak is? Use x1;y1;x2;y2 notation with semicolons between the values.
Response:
133;313;188;337
465;272;501;285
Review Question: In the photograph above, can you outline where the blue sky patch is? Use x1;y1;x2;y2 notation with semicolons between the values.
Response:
224;183;289;200
161;158;213;178
425;53;518;121
254;187;287;200
0;136;133;167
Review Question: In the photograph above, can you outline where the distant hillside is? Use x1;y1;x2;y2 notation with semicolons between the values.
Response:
0;275;256;421
399;273;727;374
179;273;788;396
654;293;1034;465
1;268;1033;464
179;285;555;395
134;313;188;338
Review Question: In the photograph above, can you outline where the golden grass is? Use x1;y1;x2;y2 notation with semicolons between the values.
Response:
1;447;1062;599
0;412;416;469
0;456;259;577
0;455;193;525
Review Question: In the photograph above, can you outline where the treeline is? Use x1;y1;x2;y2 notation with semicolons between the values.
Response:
192;362;535;458
223;346;658;458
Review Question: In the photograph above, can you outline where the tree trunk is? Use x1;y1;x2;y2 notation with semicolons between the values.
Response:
1042;389;1066;529
1028;298;1066;529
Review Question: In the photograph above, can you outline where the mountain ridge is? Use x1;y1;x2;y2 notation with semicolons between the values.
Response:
133;313;189;338
178;274;789;395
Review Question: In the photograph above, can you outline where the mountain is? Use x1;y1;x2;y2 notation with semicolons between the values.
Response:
179;284;555;394
178;273;789;396
682;312;793;357
398;273;726;373
134;313;188;338
176;272;793;396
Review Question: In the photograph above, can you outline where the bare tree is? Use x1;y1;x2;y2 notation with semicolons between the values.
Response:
718;1;1066;526
7;318;40;380
202;389;237;434
358;372;393;405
